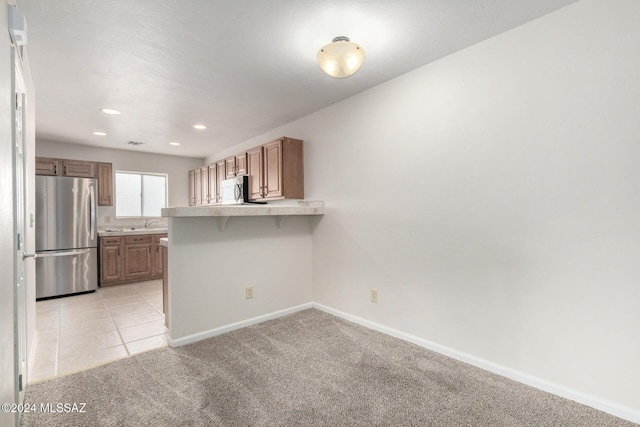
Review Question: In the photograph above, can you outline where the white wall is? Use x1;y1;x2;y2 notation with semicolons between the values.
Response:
36;140;202;227
207;0;640;416
168;216;314;341
1;3;17;426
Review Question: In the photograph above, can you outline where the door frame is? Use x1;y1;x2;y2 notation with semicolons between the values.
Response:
12;45;28;423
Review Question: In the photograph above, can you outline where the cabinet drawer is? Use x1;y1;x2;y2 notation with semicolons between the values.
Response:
101;237;122;246
125;235;152;244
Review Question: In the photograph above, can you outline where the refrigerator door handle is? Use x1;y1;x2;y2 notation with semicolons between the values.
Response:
23;252;38;259
90;184;96;240
35;249;91;258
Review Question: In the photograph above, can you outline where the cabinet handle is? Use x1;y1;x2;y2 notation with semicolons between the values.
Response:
117;247;120;256
54;164;57;175
64;165;67;175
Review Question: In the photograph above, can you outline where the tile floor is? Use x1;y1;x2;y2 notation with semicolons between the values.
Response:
31;279;168;382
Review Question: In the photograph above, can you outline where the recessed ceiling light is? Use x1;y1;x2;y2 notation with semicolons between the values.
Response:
169;142;180;146
93;131;107;136
193;124;206;130
101;108;121;115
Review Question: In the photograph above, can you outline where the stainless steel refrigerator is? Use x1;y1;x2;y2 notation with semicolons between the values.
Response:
35;176;98;299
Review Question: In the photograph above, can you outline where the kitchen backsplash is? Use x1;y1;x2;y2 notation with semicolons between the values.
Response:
97;206;168;229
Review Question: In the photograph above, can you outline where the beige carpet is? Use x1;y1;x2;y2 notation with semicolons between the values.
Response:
22;309;634;426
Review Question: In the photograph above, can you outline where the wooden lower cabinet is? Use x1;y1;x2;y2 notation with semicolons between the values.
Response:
100;237;123;283
153;235;164;275
123;235;152;280
99;233;167;286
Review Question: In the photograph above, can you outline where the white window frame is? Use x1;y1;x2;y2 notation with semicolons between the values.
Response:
115;170;169;218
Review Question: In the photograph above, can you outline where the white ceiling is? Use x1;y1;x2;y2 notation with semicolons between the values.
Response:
19;0;578;159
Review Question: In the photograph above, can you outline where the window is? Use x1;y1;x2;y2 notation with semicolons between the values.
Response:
115;171;168;217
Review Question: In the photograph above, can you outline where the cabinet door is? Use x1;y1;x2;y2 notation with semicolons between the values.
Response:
216;160;226;202
225;157;236;178
200;166;209;203
263;139;283;199
100;237;123;284
152;235;166;275
188;170;195;206
247;146;264;200
97;163;113;206
235;153;248;175
62;160;95;177
35;157;59;176
207;163;217;204
124;236;152;279
194;168;202;205
101;245;122;282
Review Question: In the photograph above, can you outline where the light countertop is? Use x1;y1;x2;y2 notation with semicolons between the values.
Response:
161;200;324;218
98;228;168;237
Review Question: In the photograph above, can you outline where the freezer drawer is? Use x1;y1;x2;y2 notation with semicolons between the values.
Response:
36;248;98;299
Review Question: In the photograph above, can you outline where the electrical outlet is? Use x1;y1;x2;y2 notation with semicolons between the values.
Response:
246;286;254;299
371;289;378;303
105;216;111;224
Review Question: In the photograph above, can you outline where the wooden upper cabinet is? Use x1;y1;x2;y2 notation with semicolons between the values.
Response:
225;157;236;178
35;157;59;176
216;160;226;202
207;163;217;204
249;137;303;201
189;137;303;205
263;139;283;199
36;157;113;205
188;170;196;206
235;153;248;175
247;146;264;200
194;168;202;205
97;162;113;206
62;159;95;177
200;166;209;204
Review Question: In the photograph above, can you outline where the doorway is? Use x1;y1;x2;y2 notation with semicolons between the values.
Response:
12;45;28;418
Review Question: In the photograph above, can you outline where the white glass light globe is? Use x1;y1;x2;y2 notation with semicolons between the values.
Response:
317;37;365;79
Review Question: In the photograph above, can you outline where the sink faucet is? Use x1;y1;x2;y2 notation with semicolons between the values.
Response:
144;219;160;229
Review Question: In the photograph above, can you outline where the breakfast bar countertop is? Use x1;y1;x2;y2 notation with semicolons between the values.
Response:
161;200;324;218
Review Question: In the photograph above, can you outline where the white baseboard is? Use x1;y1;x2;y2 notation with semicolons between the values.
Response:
312;303;640;425
168;302;313;348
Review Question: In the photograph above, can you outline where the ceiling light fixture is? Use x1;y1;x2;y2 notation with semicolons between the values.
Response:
93;131;107;136
100;108;121;115
169;142;180;146
317;36;365;79
193;124;206;130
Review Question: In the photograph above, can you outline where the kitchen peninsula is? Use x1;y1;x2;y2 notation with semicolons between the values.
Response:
161;201;324;346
